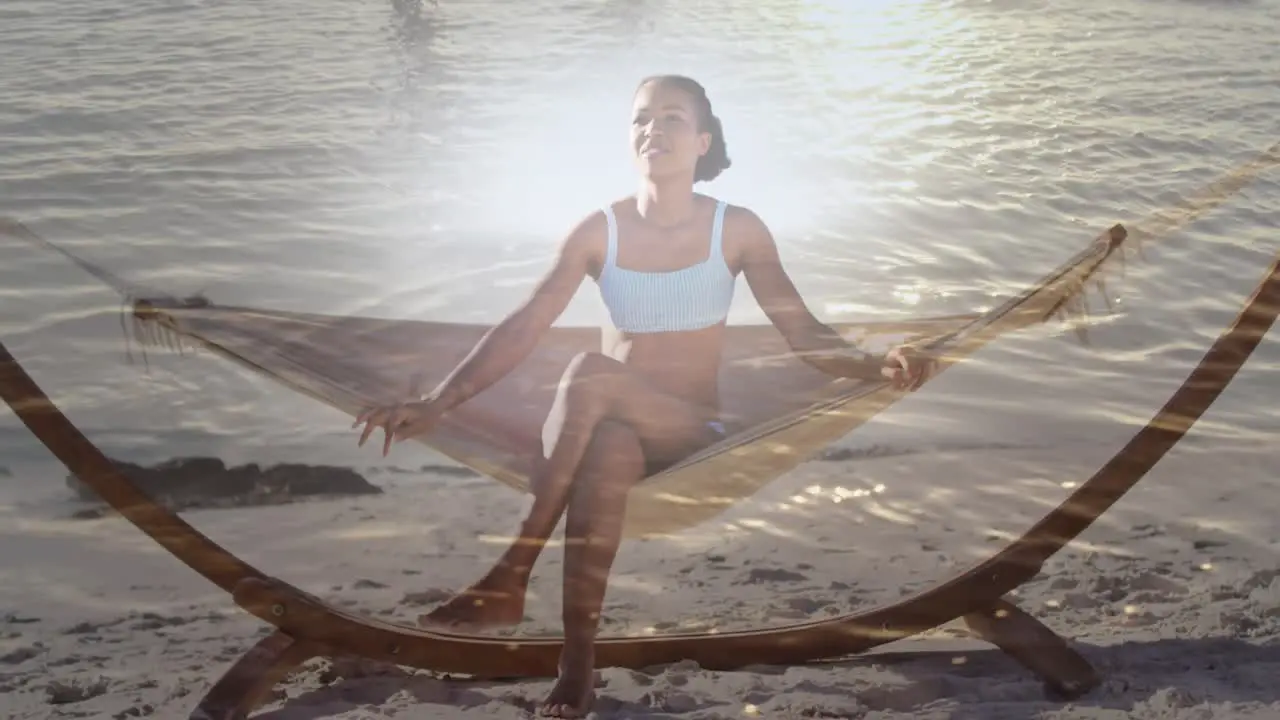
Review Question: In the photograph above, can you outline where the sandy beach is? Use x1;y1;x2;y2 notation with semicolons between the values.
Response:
2;428;1277;719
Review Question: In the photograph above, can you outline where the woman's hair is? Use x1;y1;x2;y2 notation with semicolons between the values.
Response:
636;75;732;183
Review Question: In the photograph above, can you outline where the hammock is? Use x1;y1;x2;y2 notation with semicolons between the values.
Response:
3;216;1130;536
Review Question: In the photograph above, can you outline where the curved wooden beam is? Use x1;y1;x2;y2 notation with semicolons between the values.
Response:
962;598;1099;699
189;631;324;720
2;252;1275;718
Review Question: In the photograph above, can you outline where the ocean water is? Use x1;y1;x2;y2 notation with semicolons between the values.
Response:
1;0;1278;485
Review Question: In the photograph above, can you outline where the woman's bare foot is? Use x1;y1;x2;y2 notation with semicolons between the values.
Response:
538;645;596;718
416;578;526;631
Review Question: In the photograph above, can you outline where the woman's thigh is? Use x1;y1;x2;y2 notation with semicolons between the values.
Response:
545;352;726;470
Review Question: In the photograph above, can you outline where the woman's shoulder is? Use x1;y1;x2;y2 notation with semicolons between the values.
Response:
554;204;615;268
718;200;773;242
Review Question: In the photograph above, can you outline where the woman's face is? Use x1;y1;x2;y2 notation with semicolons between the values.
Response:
630;81;710;182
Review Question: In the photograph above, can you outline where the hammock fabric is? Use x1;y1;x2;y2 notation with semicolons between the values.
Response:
114;223;1125;537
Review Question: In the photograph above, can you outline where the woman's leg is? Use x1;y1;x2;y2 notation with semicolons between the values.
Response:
539;419;647;717
418;351;721;631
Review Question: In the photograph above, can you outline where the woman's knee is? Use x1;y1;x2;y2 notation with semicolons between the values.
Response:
556;352;621;414
543;352;616;439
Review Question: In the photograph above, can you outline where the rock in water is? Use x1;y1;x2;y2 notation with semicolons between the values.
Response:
66;456;382;512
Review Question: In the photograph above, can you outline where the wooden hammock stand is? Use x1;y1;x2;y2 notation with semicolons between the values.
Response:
1;252;1275;719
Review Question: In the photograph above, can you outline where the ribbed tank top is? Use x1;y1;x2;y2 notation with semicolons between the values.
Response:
597;200;737;334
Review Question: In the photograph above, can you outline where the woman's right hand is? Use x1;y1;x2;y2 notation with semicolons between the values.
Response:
353;396;446;457
881;345;938;391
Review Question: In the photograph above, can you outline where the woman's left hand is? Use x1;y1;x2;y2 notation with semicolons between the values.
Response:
881;345;938;391
353;397;446;457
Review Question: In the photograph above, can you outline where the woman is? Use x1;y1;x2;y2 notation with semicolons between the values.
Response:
354;74;935;717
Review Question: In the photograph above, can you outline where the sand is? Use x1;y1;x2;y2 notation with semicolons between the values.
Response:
1;432;1277;720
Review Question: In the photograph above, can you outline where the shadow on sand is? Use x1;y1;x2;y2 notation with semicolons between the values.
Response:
250;635;1279;719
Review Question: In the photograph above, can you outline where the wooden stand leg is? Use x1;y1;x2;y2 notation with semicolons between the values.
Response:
189;630;323;720
962;598;1099;700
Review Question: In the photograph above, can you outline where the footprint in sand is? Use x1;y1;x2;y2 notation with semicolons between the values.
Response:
1;645;41;665
1121;608;1160;627
1216;609;1265;636
1060;591;1101;610
3;613;40;625
44;677;111;705
1048;577;1079;591
49;654;106;668
1243;568;1280;593
130;613;193;631
784;597;831;614
63;620;113;635
1128;570;1190;602
735;568;810;585
640;688;701;713
401;588;453;607
855;676;954;713
1129;523;1164;539
1090;575;1130;603
1090;569;1190;605
320;656;409;682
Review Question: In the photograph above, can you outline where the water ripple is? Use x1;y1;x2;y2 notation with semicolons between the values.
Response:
0;0;1276;456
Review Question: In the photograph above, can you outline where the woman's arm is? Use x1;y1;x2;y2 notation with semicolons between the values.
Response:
423;212;601;411
737;208;891;382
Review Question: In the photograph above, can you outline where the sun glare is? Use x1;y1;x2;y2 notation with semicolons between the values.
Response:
380;0;966;324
